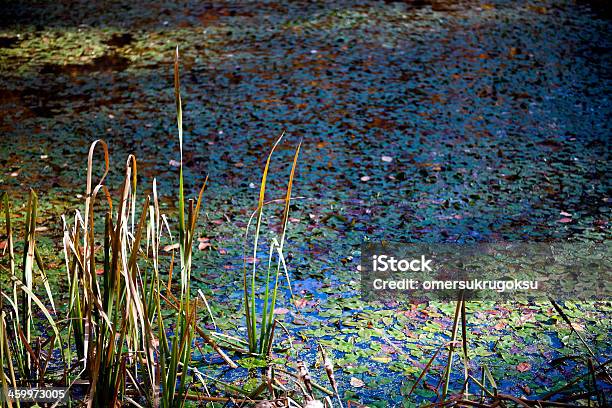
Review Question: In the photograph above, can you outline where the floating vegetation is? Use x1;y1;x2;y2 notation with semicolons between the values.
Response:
1;0;611;406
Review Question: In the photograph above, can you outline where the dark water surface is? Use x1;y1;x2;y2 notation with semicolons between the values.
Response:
1;0;610;405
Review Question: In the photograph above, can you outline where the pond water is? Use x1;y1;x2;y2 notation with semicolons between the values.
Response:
1;0;610;405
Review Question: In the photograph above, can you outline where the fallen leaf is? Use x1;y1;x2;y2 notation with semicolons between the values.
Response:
163;243;180;252
494;321;506;330
360;176;371;182
381;155;393;163
0;240;7;250
350;377;365;388
570;322;585;332
528;5;547;14
516;362;531;372
558;217;572;223
198;241;212;250
169;159;180;167
294;298;309;309
292;315;308;325
273;307;290;315
372;355;392;363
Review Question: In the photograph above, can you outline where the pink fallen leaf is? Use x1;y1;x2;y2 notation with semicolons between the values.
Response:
218;248;227;255
558;217;572;223
0;240;7;250
294;298;309;309
350;377;365;388
516;362;531;372
519;311;535;324
198;241;212;251
169;159;180;167
360;176;371;182
163;243;180;252
559;211;572;217
381;155;393;162
494;321;506;330
273;307;290;315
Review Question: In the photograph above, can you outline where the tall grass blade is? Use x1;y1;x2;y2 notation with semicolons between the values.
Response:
0;312;17;408
244;132;284;353
260;141;301;354
21;189;38;378
441;293;463;400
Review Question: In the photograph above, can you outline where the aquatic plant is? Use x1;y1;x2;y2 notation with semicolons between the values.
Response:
242;133;301;357
407;293;610;407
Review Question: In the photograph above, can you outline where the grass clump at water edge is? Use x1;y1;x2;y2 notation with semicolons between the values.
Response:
0;48;340;407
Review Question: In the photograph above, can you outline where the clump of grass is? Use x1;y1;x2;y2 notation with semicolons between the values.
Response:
56;47;232;406
0;47;223;406
0;47;327;407
243;133;302;357
1;189;62;389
